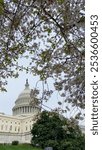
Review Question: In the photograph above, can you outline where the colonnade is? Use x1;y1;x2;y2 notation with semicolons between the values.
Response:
13;106;35;116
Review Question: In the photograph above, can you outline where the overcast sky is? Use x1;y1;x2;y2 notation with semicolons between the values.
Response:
0;66;61;115
0;55;84;126
0;72;33;114
0;53;59;115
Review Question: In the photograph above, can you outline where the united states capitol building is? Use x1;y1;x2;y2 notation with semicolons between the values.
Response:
0;79;40;144
0;79;85;144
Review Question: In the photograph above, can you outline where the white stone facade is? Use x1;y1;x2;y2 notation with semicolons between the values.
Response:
0;79;40;144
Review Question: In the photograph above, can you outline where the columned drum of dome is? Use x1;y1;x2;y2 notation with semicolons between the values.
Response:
12;79;39;116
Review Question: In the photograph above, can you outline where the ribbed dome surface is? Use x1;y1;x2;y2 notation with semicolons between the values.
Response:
14;79;31;106
12;79;39;116
18;88;31;99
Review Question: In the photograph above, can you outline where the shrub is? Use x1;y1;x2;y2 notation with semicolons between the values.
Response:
44;140;59;150
31;111;85;150
12;141;19;145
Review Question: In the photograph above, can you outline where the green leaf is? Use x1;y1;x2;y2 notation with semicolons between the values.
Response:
57;0;65;4
0;0;4;15
0;6;4;15
13;0;18;3
1;87;7;92
46;28;52;34
0;0;4;4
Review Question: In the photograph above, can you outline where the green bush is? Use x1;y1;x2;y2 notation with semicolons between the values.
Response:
31;111;85;150
12;141;19;145
45;140;59;150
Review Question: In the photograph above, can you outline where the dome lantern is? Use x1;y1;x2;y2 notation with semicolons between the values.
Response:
25;79;29;88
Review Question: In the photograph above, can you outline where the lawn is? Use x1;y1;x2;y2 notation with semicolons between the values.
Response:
0;144;42;150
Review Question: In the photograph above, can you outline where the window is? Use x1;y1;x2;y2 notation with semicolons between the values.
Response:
25;135;28;140
30;125;32;130
1;125;3;130
18;127;20;132
10;125;12;131
26;126;28;131
15;127;17;131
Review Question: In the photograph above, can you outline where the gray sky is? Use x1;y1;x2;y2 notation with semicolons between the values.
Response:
0;51;60;115
0;64;85;126
0;71;59;115
0;72;35;115
0;54;84;125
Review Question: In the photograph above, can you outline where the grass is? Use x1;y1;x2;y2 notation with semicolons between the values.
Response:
0;144;42;150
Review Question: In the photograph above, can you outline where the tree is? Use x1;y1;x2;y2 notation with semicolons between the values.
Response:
31;111;85;150
0;0;85;119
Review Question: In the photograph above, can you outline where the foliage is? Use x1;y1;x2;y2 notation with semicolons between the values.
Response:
31;111;85;150
0;0;85;119
12;140;19;145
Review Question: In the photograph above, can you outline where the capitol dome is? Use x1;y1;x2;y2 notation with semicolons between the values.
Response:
12;79;39;116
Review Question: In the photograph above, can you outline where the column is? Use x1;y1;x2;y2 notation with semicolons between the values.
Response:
18;108;20;114
33;107;34;112
24;106;25;113
31;106;32;113
20;107;21;113
18;108;19;114
25;106;26;113
21;107;22;113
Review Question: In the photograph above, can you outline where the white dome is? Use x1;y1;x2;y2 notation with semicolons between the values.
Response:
14;79;31;106
17;87;31;99
12;79;40;116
